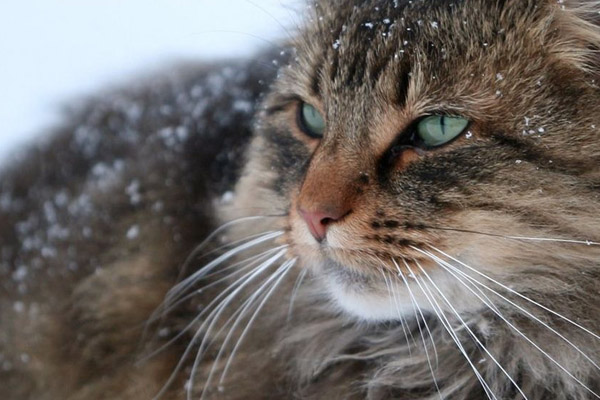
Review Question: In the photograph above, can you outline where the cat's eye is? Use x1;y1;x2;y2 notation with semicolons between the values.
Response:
417;115;469;147
298;103;326;138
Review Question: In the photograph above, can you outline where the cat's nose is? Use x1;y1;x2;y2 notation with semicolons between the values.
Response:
298;207;350;242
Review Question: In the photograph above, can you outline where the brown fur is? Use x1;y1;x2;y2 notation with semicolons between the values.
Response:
2;0;600;399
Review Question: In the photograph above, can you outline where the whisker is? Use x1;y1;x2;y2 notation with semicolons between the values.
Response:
193;230;283;265
185;252;288;400
217;258;297;387
201;280;274;352
198;259;296;399
419;225;600;246
419;248;600;399
404;261;497;400
379;266;414;356
176;215;284;280
200;259;295;352
148;245;287;328
287;268;308;321
142;254;276;366
391;260;441;400
395;259;439;366
374;255;417;351
194;245;288;289
429;245;600;342
413;256;529;399
167;230;284;304
151;249;286;400
419;247;600;373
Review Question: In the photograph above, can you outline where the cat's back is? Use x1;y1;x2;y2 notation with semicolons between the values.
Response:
0;53;276;399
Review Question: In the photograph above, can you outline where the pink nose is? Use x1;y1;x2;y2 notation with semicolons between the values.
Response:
299;208;348;242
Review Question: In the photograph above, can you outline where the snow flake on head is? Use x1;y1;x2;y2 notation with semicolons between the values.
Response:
74;126;102;159
126;225;140;240
0;192;13;212
68;194;94;217
13;301;25;313
126;180;142;205
90;159;126;192
12;265;28;282
233;100;253;114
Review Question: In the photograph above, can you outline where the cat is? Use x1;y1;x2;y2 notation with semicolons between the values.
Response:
1;0;600;398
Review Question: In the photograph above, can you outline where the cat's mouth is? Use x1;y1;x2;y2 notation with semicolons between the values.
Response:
288;234;434;321
286;204;446;320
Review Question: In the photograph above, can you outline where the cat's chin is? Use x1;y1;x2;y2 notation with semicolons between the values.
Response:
321;260;414;322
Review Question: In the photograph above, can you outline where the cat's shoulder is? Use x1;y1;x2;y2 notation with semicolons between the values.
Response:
0;50;278;399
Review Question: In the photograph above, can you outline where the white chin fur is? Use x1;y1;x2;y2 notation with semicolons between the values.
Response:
325;277;413;322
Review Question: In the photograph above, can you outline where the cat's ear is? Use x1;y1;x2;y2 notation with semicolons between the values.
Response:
546;0;600;74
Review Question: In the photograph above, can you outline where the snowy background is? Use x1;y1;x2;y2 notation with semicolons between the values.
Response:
0;0;294;161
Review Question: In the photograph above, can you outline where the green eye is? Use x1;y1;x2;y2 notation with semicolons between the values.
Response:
299;103;326;138
417;115;469;147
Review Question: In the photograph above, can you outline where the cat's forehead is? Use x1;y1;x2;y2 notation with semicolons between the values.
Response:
268;0;560;151
285;0;549;119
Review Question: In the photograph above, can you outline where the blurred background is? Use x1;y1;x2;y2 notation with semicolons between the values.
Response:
0;0;294;161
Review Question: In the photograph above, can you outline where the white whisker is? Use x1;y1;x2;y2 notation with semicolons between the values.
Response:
198;258;296;399
404;261;497;400
150;246;288;325
218;258;296;386
186;251;288;400
419;248;600;399
380;267;414;355
374;256;417;352
498;236;600;246
429;245;600;342
396;259;438;366
419;247;600;373
167;230;284;303
181;245;288;297
193;230;283;268
422;225;600;246
152;248;286;400
413;256;529;399
143;247;288;366
177;216;283;279
392;260;441;400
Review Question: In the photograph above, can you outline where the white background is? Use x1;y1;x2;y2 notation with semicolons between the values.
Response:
0;0;294;161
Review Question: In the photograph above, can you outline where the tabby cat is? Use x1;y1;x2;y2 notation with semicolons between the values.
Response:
1;0;600;399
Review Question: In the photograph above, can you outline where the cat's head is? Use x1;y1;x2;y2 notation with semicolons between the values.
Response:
232;0;600;321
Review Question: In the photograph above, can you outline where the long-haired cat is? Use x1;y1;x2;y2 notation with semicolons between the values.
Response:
1;0;600;399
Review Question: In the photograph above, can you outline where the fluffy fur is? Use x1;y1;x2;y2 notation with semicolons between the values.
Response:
1;0;600;399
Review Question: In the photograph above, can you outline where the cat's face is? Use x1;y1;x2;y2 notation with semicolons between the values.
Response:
234;0;600;321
